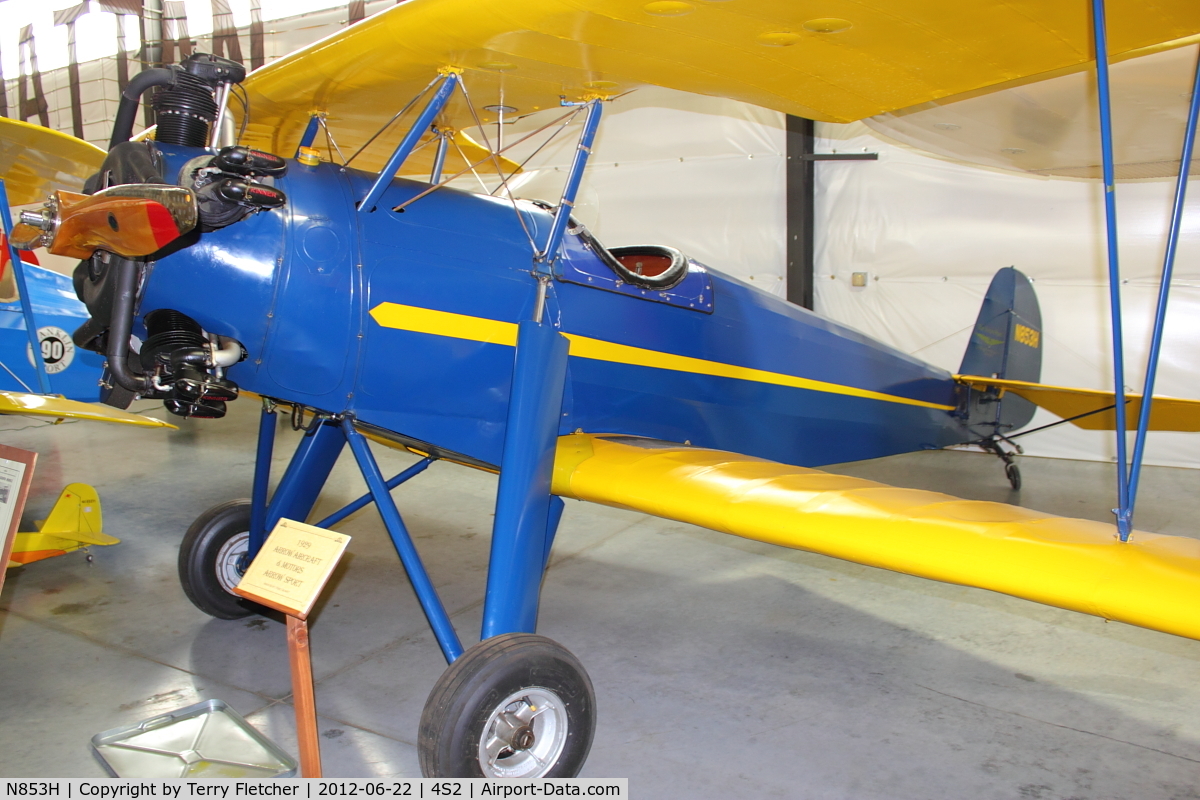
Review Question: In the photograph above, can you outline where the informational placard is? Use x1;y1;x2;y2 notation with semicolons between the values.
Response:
0;444;37;591
233;518;349;620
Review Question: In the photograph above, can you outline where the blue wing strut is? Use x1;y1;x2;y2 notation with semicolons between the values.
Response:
1092;0;1200;541
1126;50;1200;534
0;179;52;394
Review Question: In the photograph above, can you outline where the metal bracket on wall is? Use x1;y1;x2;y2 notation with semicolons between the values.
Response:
785;115;879;310
803;153;879;161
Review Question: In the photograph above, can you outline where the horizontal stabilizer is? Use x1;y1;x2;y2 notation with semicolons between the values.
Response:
956;375;1200;431
0;391;177;429
552;434;1200;641
7;531;120;567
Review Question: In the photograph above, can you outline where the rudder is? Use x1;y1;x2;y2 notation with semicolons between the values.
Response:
959;267;1043;434
38;483;105;538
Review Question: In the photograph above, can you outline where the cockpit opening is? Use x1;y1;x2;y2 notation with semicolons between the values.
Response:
607;245;688;290
561;216;689;291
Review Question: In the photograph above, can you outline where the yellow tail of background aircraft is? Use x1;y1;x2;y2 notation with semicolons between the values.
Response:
6;483;118;568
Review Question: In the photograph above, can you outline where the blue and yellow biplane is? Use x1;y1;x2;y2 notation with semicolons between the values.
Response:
5;0;1200;778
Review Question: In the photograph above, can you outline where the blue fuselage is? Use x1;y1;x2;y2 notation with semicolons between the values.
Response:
139;146;971;468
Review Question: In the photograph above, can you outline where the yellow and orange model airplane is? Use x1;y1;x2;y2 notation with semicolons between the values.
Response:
6;483;116;567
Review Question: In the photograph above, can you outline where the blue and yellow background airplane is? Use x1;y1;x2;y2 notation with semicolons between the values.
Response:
0;118;109;403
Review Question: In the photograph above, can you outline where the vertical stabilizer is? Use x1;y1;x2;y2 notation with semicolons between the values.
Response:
959;267;1043;434
37;483;103;535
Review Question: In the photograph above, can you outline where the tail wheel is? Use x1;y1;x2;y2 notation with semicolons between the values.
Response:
1006;462;1022;491
419;633;596;778
178;499;263;619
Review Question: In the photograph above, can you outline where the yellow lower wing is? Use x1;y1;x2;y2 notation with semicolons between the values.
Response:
0;391;177;429
552;434;1200;641
449;130;523;176
956;375;1200;431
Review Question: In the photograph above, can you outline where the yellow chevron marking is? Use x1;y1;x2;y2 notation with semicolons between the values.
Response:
370;302;518;346
368;302;955;411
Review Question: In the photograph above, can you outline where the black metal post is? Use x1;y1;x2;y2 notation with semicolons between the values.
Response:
785;115;815;309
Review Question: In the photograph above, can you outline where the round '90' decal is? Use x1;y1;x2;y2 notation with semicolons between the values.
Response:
26;326;76;374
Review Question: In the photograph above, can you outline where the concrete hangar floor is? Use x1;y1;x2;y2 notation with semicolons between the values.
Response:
1;399;1198;797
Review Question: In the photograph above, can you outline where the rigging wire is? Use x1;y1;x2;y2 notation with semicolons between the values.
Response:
906;323;974;358
457;80;593;262
502;109;586;180
0;359;33;392
345;74;442;167
956;401;1124;449
450;137;495;195
458;80;532;222
390;104;583;213
388;79;595;259
318;114;348;165
232;83;250;145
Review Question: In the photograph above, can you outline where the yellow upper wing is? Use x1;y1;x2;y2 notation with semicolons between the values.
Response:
554;434;1200;640
240;0;1200;172
957;375;1200;431
0;118;105;206
865;43;1200;179
0;391;177;429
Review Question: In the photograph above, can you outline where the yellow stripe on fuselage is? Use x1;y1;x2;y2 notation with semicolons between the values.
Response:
368;302;955;411
371;303;519;346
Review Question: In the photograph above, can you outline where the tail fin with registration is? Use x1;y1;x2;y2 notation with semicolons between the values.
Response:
953;269;1200;432
958;267;1043;436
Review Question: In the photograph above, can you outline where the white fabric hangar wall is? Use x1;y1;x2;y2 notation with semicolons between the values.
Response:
502;87;788;296
816;122;1200;469
505;89;1199;469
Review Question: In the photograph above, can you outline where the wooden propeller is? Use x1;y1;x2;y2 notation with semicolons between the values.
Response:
11;184;197;260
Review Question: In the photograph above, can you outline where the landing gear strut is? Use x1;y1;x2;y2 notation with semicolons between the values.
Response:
980;435;1023;490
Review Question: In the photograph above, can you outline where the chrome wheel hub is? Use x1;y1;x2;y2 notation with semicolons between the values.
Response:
214;531;250;593
478;687;568;778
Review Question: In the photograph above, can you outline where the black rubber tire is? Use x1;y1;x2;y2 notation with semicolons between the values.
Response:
418;633;596;779
1006;463;1022;491
178;499;262;619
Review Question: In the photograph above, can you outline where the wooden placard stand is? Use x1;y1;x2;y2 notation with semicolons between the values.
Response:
233;518;351;778
0;445;37;595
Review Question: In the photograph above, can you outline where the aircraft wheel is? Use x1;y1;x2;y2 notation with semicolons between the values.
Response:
418;633;596;779
178;500;262;619
1006;463;1022;491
